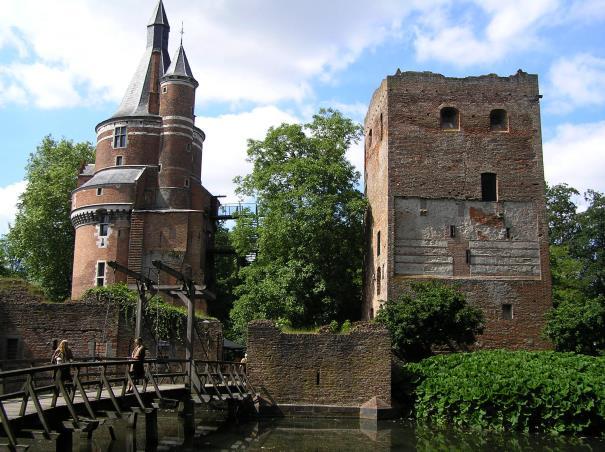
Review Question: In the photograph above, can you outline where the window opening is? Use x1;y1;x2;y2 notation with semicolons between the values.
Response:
316;370;320;386
184;178;190;188
368;129;373;148
162;86;167;94
6;338;19;360
96;261;106;287
377;231;381;256
380;113;383;140
466;249;471;265
502;304;513;320
96;187;103;196
370;308;374;320
506;227;511;239
113;126;127;148
450;225;456;238
481;173;498;201
490;109;508;131
99;215;109;237
440;107;459;130
376;267;381;296
115;156;123;166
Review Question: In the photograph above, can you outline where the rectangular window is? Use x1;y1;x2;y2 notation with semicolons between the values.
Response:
99;215;109;237
96;261;106;287
115;156;123;166
506;227;511;239
502;304;513;320
6;338;19;360
465;249;471;265
377;231;381;256
96;187;103;196
450;225;456;238
113;126;127;148
184;178;190;187
481;173;498;202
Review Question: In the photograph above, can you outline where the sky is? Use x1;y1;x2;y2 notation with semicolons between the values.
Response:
1;0;604;235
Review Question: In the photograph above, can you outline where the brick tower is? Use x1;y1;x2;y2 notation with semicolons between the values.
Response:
70;0;217;309
363;70;552;349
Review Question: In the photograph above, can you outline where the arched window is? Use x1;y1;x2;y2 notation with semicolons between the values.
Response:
490;109;508;131
440;107;459;130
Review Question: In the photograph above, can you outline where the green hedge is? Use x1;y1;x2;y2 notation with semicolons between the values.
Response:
404;351;605;435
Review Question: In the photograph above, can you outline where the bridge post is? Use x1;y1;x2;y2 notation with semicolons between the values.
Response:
185;281;195;390
54;429;73;452
144;408;158;447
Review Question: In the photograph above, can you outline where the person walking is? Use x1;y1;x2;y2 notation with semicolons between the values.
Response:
51;340;74;382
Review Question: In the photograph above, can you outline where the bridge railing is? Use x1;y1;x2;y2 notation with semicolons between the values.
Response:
0;358;252;449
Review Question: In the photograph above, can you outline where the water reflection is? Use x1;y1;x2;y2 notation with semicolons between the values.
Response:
26;409;605;451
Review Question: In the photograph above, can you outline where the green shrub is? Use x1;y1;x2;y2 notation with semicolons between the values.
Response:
404;351;605;435
341;319;352;333
328;320;340;333
376;281;484;361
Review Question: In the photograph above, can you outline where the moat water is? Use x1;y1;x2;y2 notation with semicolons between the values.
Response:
27;409;605;451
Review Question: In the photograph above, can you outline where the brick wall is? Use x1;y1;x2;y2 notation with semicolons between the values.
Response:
247;321;391;408
0;282;223;361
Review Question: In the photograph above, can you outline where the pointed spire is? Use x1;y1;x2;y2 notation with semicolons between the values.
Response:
148;0;169;27
163;42;198;87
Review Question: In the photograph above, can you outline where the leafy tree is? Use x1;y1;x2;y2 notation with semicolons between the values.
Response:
4;136;94;300
229;109;365;340
545;183;580;245
544;296;605;355
376;281;484;362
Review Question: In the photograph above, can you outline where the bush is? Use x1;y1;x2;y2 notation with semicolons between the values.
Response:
545;296;605;355
376;281;484;361
405;351;605;435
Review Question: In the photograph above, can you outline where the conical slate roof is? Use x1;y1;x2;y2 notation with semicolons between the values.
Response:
112;0;170;117
163;44;197;86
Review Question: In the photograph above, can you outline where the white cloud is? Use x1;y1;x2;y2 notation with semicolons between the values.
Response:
546;54;605;114
414;0;558;66
0;0;416;109
0;180;26;236
197;106;299;202
543;121;605;195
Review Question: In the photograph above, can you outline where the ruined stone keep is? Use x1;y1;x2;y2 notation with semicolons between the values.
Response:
70;1;217;304
363;70;552;349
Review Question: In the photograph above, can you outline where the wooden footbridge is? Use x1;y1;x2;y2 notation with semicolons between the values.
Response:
0;358;256;451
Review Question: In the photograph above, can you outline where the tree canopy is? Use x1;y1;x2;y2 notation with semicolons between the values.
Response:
545;183;605;354
3;136;94;300
228;109;366;340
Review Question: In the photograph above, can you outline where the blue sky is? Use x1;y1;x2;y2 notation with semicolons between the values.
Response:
1;0;604;234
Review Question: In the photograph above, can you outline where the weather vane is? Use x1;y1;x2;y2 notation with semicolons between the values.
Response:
180;21;184;44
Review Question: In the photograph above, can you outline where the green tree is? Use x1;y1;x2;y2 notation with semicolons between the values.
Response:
229;109;365;340
545;183;580;245
4;136;94;300
376;281;484;362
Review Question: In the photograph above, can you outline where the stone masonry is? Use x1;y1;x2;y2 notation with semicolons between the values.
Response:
363;70;552;349
247;321;391;415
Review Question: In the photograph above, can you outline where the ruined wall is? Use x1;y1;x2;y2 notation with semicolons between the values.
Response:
247;321;391;408
363;70;551;349
0;281;223;361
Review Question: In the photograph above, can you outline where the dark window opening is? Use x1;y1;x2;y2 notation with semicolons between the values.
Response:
490;109;508;131
162;86;167;94
450;225;456;238
184;178;190;188
96;187;103;196
96;261;106;287
6;338;19;360
440;107;459;130
115;156;123;166
376;267;381;296
481;173;498;201
502;304;513;320
99;215;109;237
370;308;374;320
380;113;383;140
465;249;471;265
113;126;127;148
316;370;320;386
368;129;373;148
506;227;511;239
377;231;381;256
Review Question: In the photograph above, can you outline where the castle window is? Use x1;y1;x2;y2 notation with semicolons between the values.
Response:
481;172;498;201
96;187;103;196
96;261;106;287
502;304;513;320
506;227;511;239
184;178;190;188
450;225;456;238
490;109;508;131
376;266;381;295
377;231;381;256
186;143;192;152
113;126;127;148
380;113;383;140
440;107;459;130
368;129;373;148
115;156;123;166
99;215;109;237
162;86;167;94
